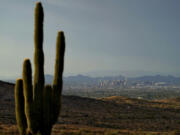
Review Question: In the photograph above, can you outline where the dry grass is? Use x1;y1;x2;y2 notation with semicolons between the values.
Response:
0;124;180;135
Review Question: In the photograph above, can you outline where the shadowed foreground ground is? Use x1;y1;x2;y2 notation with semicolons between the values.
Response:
0;81;180;134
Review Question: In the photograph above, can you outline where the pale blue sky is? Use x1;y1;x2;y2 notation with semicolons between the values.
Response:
0;0;180;78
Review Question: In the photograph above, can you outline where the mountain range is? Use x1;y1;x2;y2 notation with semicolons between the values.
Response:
4;74;180;85
54;74;180;85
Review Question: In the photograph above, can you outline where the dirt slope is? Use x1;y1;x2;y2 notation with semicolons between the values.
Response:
0;81;180;132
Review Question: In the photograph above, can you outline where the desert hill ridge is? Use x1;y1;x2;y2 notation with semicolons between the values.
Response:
0;80;14;85
0;80;180;133
5;74;180;85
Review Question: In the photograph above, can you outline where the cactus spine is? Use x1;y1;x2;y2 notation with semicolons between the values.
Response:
15;2;65;135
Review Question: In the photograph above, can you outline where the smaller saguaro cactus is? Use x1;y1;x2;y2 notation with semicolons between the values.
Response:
15;2;65;135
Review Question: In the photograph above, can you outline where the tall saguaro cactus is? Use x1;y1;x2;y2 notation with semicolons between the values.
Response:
15;2;65;135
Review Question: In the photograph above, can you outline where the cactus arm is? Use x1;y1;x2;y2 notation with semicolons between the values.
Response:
15;79;27;135
52;31;65;124
22;59;38;133
53;31;65;90
23;59;33;104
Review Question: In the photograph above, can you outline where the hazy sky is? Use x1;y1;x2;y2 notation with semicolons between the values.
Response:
0;0;180;78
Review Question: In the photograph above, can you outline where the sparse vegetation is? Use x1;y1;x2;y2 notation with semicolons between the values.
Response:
1;92;180;134
63;87;180;100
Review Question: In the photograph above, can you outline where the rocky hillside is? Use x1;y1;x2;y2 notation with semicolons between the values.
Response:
0;81;180;133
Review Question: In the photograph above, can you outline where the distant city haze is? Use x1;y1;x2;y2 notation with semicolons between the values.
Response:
0;0;180;79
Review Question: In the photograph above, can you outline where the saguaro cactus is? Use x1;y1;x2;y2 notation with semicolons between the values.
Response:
15;2;65;135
